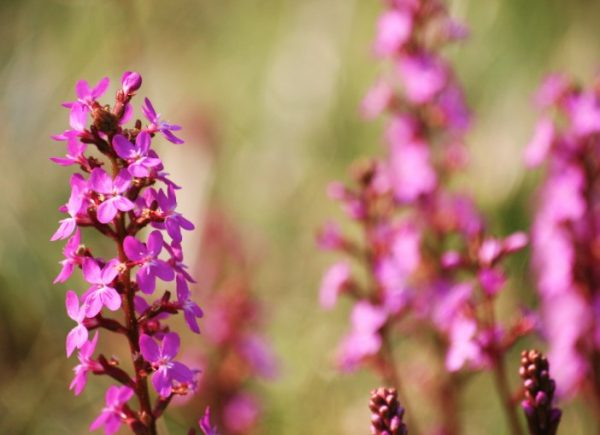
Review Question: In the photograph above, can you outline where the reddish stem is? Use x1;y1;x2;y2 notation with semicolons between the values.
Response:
116;213;157;435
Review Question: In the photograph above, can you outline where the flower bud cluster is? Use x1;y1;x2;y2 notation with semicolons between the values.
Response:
369;387;408;435
519;350;561;435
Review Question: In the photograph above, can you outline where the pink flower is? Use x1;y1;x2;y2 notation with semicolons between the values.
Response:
53;229;82;283
374;10;413;57
81;258;122;317
446;315;484;372
397;53;447;104
70;332;101;395
124;230;174;294
142;98;184;144
319;262;351;309
316;221;344;251
176;275;204;333
361;80;393;119
524;117;554;167
535;73;569;108
50;137;87;167
566;91;600;136
223;394;260;433
387;139;437;202
65;290;88;357
89;168;135;224
140;332;195;397
89;385;134;434
113;132;162;178
337;302;387;371
64;77;110;110
199;407;219;435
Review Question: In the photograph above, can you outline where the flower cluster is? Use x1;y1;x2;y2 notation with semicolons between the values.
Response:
319;1;531;433
52;73;209;434
526;73;600;406
519;350;562;435
369;387;408;435
186;208;278;434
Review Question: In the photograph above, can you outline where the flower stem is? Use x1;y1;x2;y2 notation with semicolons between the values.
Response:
116;215;156;435
380;332;421;435
492;354;524;435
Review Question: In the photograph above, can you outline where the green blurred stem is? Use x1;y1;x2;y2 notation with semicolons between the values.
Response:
484;297;524;435
492;354;524;435
381;332;422;435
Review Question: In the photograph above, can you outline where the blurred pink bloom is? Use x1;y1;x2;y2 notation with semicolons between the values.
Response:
223;394;260;434
397;53;447;104
388;139;437;202
337;302;387;371
524;117;554;167
361;80;394;119
319;262;351;309
446;315;483;372
374;10;413;57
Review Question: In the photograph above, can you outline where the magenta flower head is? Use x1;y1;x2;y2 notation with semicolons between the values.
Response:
65;290;89;357
81;258;121;317
113;132;161;178
90;168;135;224
70;332;101;396
51;72;207;432
142;97;184;144
90;385;135;434
140;332;194;397
124;230;174;294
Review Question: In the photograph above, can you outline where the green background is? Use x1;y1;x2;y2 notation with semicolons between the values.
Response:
0;0;598;433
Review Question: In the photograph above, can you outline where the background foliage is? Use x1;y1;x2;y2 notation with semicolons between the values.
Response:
1;0;599;433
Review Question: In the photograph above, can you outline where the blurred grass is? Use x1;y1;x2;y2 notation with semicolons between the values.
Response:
1;0;600;433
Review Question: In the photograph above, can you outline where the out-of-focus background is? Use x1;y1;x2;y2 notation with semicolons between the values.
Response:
1;0;599;433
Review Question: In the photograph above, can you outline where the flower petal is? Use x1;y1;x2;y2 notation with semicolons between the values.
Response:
140;334;160;363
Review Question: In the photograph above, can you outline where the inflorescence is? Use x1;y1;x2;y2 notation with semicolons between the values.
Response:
52;72;214;434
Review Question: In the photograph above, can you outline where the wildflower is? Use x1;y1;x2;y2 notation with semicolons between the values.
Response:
124;230;174;294
65;290;89;357
89;385;134;434
113;132;162;177
140;332;194;397
89;168;135;224
70;332;101;395
142;98;184;144
81;258;121;317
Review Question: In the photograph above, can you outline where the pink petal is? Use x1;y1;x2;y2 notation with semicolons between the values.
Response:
140;334;160;363
124;236;146;261
66;324;89;357
97;199;118;224
113;135;135;160
90;168;113;194
161;332;180;359
101;287;122;311
82;259;102;284
65;290;80;320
